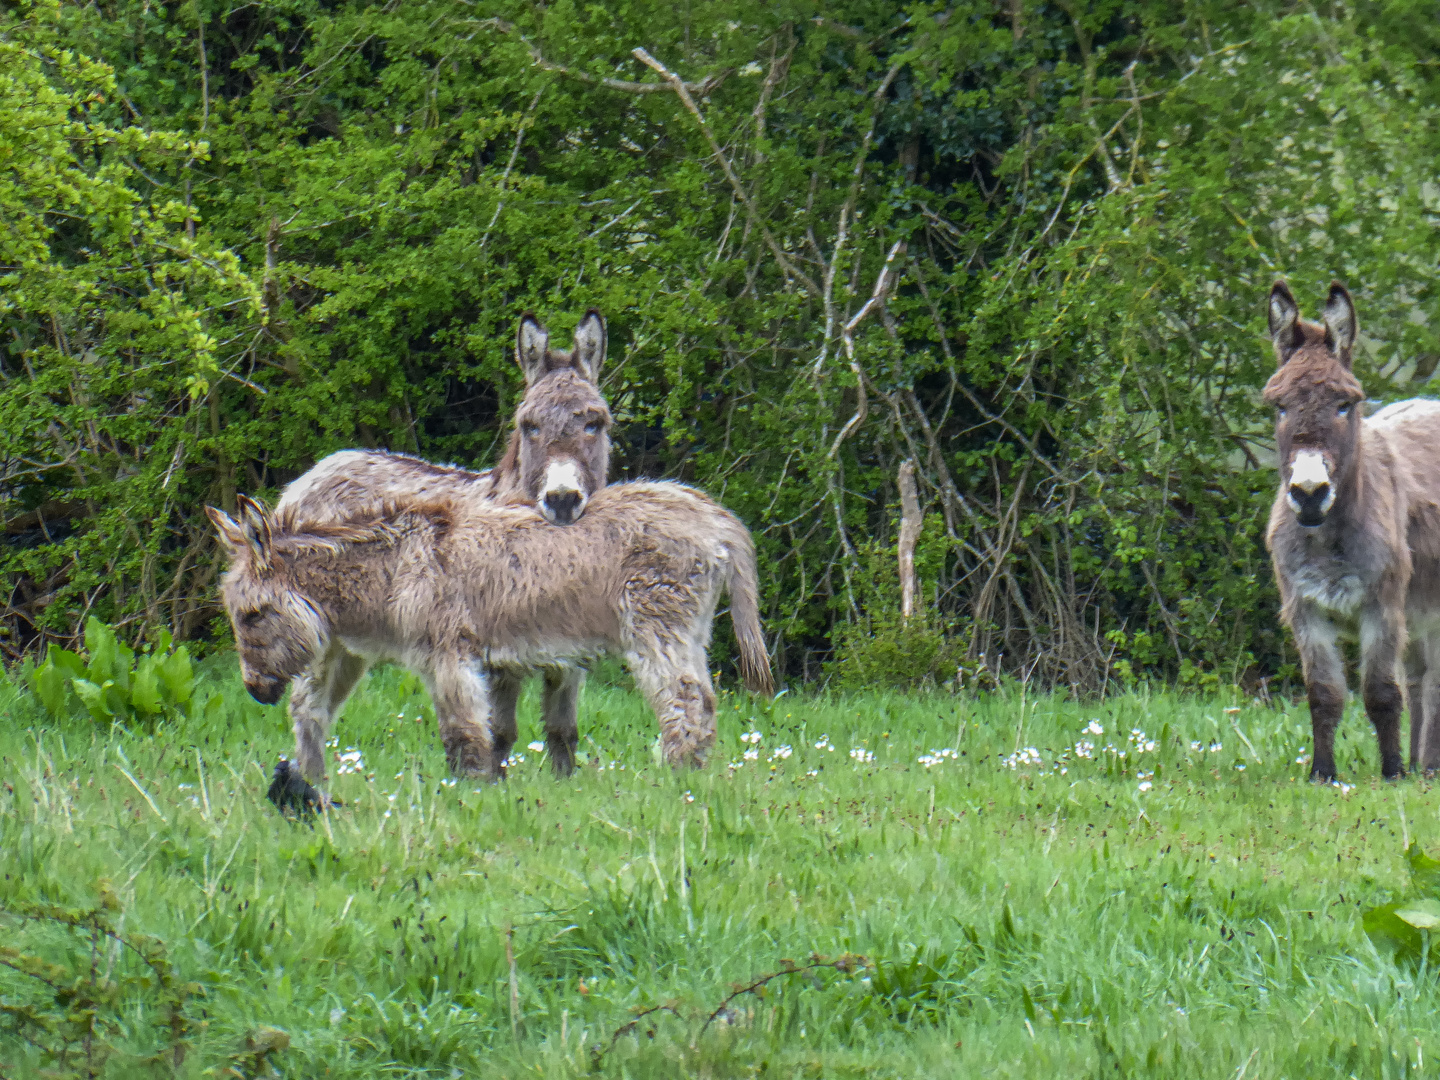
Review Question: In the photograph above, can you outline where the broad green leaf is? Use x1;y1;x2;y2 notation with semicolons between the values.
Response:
84;617;118;682
130;662;162;715
47;647;86;682
1395;900;1440;930
29;662;70;718
1405;844;1440;896
1363;902;1424;962
158;647;194;705
71;679;113;723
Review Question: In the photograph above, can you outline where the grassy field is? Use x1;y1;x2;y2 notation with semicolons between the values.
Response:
1;661;1438;1078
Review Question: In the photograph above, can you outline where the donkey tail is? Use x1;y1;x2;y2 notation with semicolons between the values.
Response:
725;531;774;697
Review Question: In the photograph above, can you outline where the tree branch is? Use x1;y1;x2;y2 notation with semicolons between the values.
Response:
633;48;819;297
471;18;732;96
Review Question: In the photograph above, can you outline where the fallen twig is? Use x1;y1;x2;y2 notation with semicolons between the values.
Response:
695;953;870;1043
590;1001;682;1066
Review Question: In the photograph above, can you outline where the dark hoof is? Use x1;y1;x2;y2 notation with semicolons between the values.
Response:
267;760;341;817
1309;766;1338;784
1383;768;1408;782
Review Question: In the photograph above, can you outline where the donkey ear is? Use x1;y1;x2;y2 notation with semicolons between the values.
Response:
1323;281;1357;366
1268;280;1302;365
235;494;273;567
516;313;550;386
571;309;606;383
206;505;247;554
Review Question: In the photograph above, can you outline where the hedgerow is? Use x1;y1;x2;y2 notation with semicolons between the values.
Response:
3;0;1439;687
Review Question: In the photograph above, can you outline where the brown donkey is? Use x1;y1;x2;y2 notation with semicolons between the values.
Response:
273;310;610;782
208;484;773;782
1264;280;1440;781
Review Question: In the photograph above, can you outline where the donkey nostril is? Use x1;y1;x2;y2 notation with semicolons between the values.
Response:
544;490;582;523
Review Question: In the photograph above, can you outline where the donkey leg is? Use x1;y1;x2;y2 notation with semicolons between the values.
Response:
1418;632;1440;774
288;646;369;783
1406;640;1424;772
427;659;502;779
628;647;717;769
540;666;583;777
1294;608;1346;782
1361;605;1407;780
488;667;522;772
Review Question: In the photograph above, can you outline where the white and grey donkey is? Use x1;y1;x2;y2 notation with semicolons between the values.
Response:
209;485;774;782
271;311;611;789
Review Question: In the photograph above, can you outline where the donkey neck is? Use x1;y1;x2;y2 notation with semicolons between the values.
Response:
282;548;397;628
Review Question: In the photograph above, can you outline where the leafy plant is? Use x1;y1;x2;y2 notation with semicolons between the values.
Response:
828;541;965;691
24;617;194;725
1363;843;1440;968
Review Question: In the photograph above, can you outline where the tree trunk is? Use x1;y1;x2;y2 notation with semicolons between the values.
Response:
898;458;922;622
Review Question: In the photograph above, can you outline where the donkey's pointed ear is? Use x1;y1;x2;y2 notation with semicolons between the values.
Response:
206;505;246;554
235;494;273;566
1323;281;1358;366
571;309;606;383
1268;280;1302;365
516;313;550;386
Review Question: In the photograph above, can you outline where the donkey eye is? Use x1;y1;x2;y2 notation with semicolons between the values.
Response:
240;610;266;628
584;420;603;435
1277;407;1287;420
1337;403;1351;418
521;422;540;438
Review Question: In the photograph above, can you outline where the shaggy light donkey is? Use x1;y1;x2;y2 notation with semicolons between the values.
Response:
277;310;611;527
274;310;611;781
1264;280;1440;781
208;483;773;785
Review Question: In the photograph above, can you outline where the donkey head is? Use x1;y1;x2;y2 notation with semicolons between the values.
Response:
207;495;328;704
507;310;611;525
1262;281;1364;528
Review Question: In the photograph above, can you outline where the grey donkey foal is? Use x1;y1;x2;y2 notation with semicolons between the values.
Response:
208;484;774;783
1264;280;1440;781
273;311;610;785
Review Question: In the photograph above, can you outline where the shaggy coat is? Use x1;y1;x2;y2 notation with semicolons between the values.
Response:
272;311;611;782
1264;280;1440;780
209;483;773;782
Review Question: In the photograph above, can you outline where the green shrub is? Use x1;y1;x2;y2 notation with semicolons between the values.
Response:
829;607;965;694
24;618;195;725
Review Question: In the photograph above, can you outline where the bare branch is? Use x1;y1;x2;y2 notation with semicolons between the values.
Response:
633;48;819;297
814;60;904;373
471;18;731;95
827;240;906;459
480;87;544;252
898;459;922;622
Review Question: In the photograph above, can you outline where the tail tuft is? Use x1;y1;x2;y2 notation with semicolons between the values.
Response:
724;529;773;697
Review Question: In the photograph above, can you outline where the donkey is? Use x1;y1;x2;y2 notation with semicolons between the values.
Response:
207;484;773;782
1264;279;1440;781
272;310;611;782
277;309;610;527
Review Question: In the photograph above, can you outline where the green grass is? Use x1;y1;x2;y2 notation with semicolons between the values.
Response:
2;662;1438;1078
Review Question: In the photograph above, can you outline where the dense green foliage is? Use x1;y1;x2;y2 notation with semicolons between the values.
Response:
2;671;1439;1076
26;615;196;725
4;0;1440;684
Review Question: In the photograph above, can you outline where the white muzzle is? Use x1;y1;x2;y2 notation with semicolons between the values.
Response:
1286;449;1335;523
538;460;588;525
